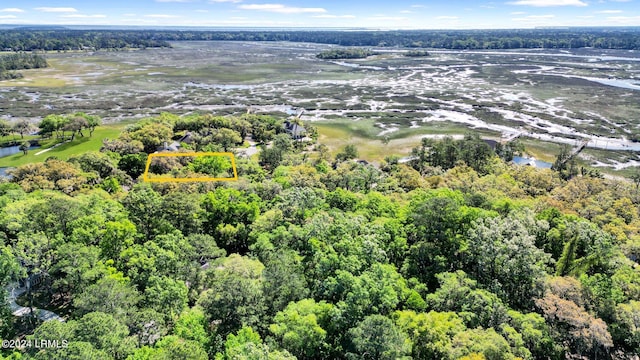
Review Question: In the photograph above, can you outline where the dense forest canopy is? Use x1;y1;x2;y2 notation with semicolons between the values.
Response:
1;112;640;359
0;30;171;51
0;53;48;80
1;28;640;51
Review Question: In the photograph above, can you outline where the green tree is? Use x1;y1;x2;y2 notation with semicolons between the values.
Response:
217;326;296;360
507;310;561;360
0;119;12;138
0;246;23;338
122;184;166;241
465;211;551;308
426;271;509;329
19;141;30;155
450;328;518;360
69;151;118;180
197;255;266;336
39;114;68;139
50;243;108;296
261;250;309;316
200;188;261;253
100;219;137;265
159;192;202;236
74;275;140;319
403;190;474;288
188;155;232;177
614;301;640;352
118;153;148;179
143;275;188;319
73;312;136;359
212;128;242;151
394;310;467;360
154;335;208;360
335;144;358;162
269;299;333;359
12;119;33;139
128;122;174;153
552;144;579;180
347;315;411;360
85;114;101;137
173;307;210;352
64;115;89;140
555;220;619;277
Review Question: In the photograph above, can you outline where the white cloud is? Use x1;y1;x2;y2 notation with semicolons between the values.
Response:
510;11;527;14
61;14;107;18
607;15;640;22
239;4;326;14
196;9;210;12
0;15;17;19
511;14;556;23
312;14;356;18
145;14;181;18
597;9;623;13
508;0;587;6
35;7;78;13
400;10;414;14
366;16;407;21
0;8;24;13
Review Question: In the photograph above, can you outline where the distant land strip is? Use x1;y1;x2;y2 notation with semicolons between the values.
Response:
1;27;640;51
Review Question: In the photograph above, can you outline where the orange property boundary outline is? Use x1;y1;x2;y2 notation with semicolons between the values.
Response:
142;152;238;183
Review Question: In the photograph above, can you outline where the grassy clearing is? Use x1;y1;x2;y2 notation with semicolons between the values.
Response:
518;137;564;163
0;125;123;167
315;119;498;162
316;123;406;162
0;134;40;145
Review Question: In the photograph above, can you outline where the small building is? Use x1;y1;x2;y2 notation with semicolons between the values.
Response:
158;141;181;152
283;120;306;140
156;132;193;152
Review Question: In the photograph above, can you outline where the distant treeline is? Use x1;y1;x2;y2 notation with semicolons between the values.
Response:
0;30;171;51
316;48;376;59
0;53;48;80
404;50;431;57
2;28;640;51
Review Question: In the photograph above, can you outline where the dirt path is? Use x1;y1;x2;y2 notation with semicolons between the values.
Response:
34;140;70;156
6;283;64;322
238;140;260;157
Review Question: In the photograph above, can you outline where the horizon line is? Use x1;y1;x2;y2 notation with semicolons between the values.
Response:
2;24;640;31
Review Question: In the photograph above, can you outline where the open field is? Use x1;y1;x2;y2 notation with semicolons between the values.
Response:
1;41;639;172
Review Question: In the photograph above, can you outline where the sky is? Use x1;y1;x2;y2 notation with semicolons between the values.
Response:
0;0;638;29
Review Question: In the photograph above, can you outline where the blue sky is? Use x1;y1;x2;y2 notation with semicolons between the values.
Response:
0;0;638;29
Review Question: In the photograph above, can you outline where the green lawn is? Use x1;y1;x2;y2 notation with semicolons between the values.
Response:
0;125;123;167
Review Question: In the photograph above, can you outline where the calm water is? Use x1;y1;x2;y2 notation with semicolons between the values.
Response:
0;167;13;179
0;145;40;158
513;156;553;169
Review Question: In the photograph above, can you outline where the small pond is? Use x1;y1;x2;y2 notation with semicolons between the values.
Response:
513;156;553;169
0;145;41;158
